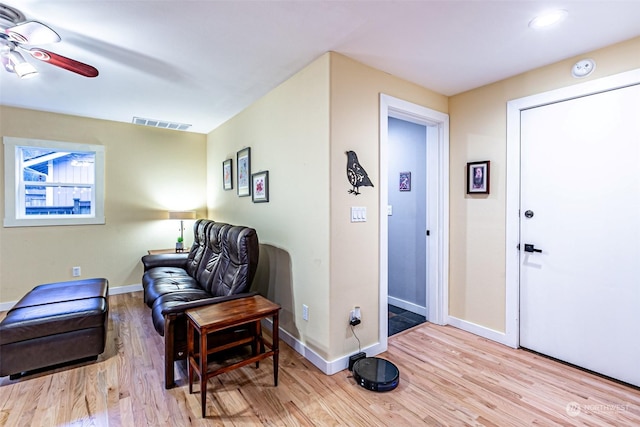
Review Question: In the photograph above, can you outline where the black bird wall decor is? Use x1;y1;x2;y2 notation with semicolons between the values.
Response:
346;150;374;195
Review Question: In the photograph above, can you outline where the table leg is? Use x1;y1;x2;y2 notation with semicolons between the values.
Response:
258;321;265;354
252;321;262;368
164;316;176;389
187;320;194;394
273;311;279;386
200;329;208;417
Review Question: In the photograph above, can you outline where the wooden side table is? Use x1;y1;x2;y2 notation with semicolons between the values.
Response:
186;295;281;418
147;248;189;255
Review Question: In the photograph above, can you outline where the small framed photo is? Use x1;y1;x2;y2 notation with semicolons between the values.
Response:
252;171;269;203
222;158;233;190
399;172;411;191
237;147;251;197
467;161;490;194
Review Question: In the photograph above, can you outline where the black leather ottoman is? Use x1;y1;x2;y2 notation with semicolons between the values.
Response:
0;278;109;379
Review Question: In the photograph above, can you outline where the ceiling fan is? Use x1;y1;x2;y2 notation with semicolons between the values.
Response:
0;3;98;78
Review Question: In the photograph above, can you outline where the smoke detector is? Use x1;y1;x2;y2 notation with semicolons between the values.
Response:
571;59;596;78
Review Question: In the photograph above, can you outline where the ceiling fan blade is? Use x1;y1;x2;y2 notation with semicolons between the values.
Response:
26;48;98;77
6;21;61;44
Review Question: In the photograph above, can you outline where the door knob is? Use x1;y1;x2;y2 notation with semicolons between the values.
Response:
524;244;542;253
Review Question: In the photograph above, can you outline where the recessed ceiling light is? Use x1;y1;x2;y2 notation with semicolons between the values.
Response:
529;9;568;29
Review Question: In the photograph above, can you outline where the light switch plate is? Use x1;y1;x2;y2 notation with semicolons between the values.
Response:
351;207;366;222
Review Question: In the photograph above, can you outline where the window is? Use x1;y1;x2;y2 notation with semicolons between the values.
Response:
3;137;105;227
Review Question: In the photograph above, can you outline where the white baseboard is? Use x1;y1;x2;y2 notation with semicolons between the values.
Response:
388;296;427;317
263;314;513;369
447;315;512;347
110;283;143;295
262;318;386;375
0;283;143;312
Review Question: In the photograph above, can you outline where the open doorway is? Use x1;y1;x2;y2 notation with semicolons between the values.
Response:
387;117;428;335
378;94;449;347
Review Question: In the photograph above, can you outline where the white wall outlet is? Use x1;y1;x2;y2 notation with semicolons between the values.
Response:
350;306;362;326
302;304;309;321
72;266;81;277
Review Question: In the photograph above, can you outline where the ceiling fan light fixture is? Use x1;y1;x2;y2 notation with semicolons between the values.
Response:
529;9;568;29
1;4;97;78
13;61;38;78
8;50;38;78
7;21;61;44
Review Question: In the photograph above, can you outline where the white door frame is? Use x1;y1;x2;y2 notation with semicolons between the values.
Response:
378;94;449;352
505;68;640;348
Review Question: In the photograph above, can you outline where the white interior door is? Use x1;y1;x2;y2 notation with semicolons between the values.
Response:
519;83;640;387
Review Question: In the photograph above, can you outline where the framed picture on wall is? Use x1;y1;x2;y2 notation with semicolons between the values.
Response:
251;171;269;203
222;158;233;190
399;171;411;191
237;147;251;197
467;161;490;194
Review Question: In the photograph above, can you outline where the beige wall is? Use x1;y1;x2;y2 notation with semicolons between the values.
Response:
328;53;447;359
207;54;332;357
448;36;640;332
207;52;448;363
0;107;207;303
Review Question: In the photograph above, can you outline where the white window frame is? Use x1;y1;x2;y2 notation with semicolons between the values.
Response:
3;137;105;227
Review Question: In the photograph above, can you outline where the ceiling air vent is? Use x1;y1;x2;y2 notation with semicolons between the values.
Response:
132;117;191;131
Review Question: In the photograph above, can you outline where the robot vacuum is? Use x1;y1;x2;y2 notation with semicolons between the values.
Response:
352;357;399;392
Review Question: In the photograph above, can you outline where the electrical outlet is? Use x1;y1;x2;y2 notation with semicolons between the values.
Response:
302;304;309;321
349;306;361;326
72;266;81;277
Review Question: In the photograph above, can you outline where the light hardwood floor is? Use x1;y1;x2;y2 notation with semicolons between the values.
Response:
1;291;639;426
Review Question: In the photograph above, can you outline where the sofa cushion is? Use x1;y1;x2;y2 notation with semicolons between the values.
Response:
195;223;230;290
205;226;258;297
184;219;213;277
143;265;189;282
143;275;201;307
150;290;212;335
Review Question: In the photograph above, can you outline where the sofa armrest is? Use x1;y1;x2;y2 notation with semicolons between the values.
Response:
161;292;257;316
141;253;189;271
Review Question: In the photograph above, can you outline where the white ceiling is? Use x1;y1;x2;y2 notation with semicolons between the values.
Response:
2;1;640;134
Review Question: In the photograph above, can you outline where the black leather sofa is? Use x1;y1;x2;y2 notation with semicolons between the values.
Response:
0;278;109;379
141;218;259;388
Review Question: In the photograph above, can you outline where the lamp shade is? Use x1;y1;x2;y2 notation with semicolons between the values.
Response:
168;210;196;220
